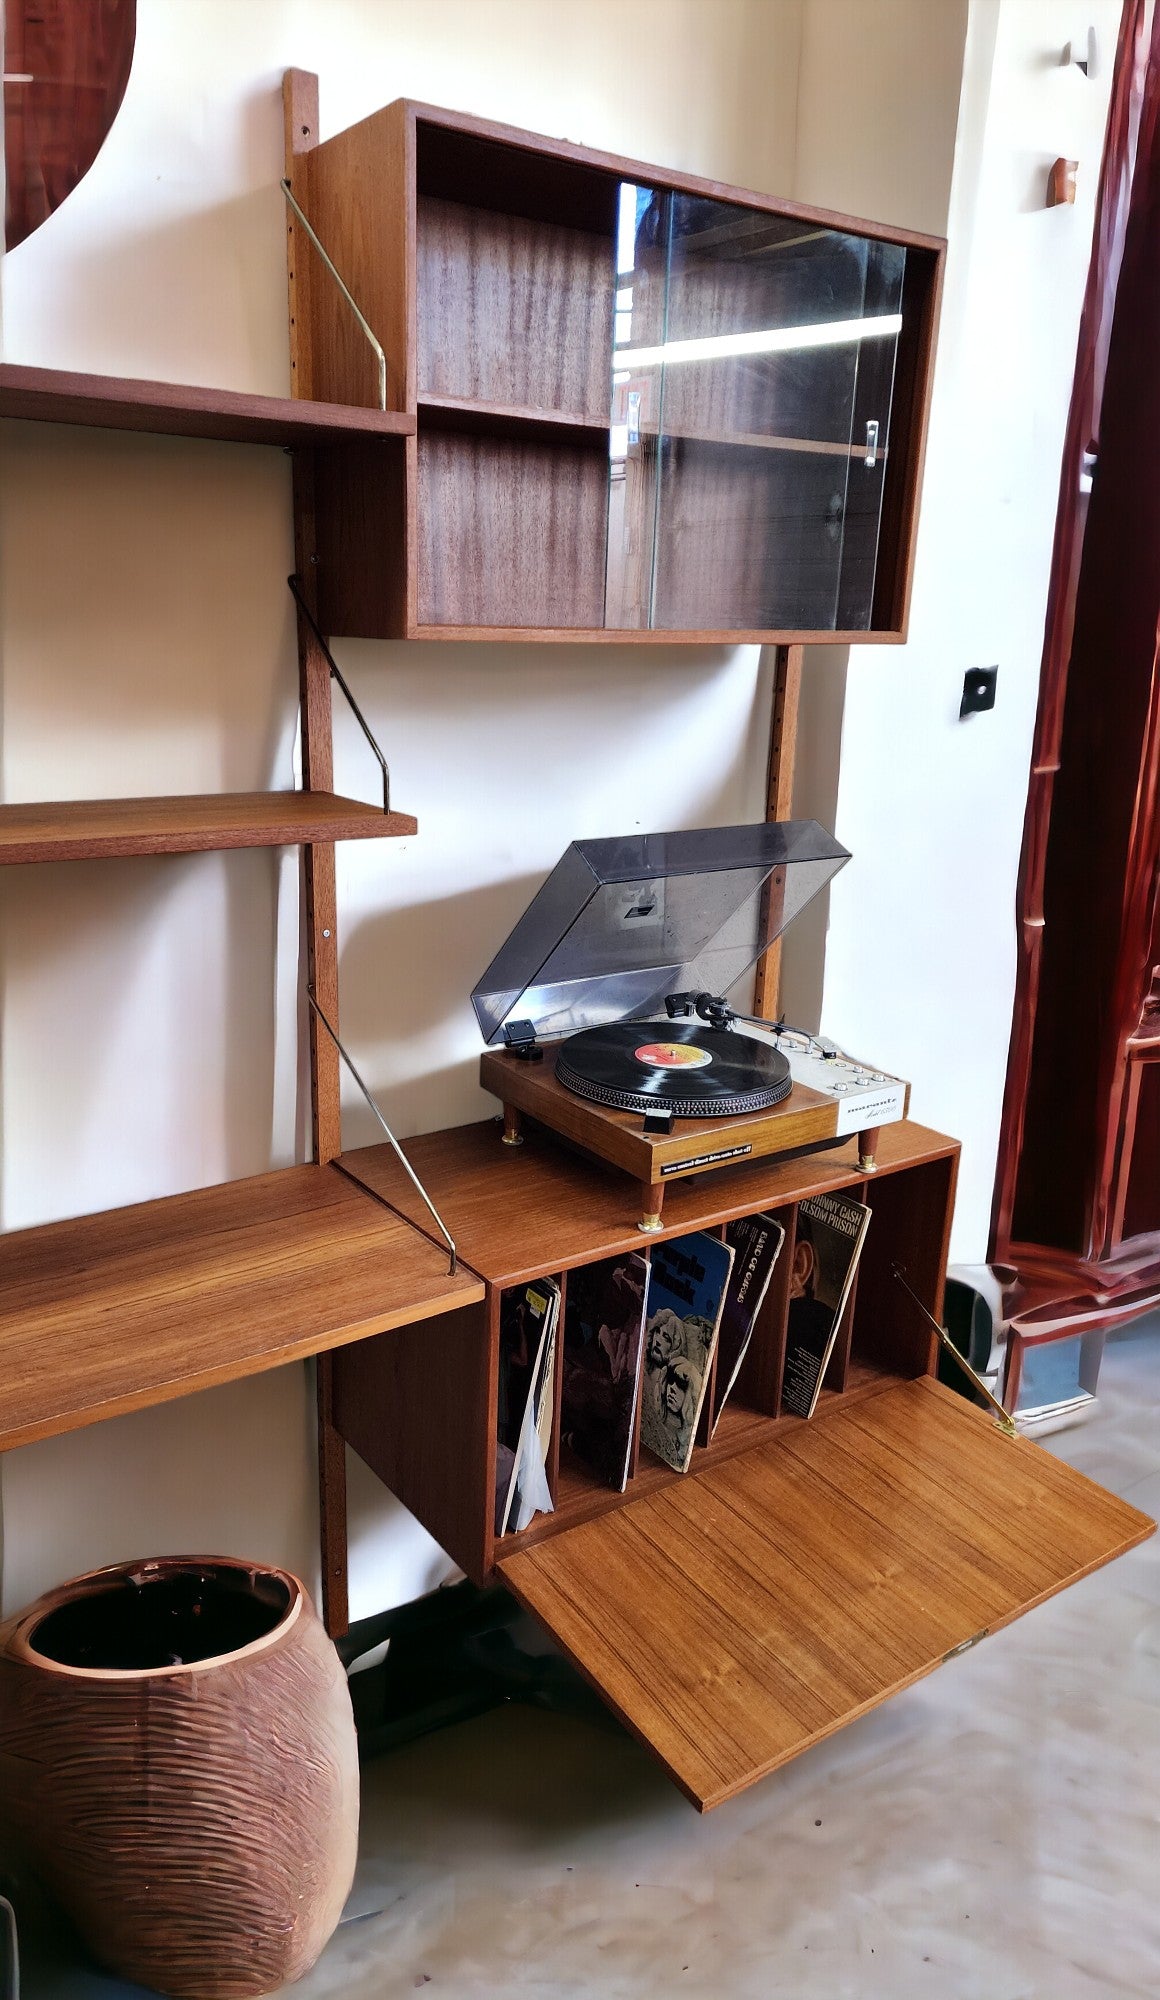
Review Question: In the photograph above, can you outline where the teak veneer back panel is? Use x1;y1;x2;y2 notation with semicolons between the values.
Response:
417;197;614;417
500;1377;1155;1809
417;429;608;628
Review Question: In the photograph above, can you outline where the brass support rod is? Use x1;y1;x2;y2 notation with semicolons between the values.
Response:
307;990;458;1276
892;1265;1018;1436
280;177;387;410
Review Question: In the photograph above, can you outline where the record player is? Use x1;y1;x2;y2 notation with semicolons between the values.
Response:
473;823;909;1231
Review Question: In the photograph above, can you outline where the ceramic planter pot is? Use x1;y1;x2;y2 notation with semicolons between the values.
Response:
0;1556;358;1999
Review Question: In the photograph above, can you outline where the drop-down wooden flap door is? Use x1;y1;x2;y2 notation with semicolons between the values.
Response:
499;1375;1153;1811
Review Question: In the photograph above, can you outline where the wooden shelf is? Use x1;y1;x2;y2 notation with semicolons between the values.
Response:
418;392;608;439
0;1163;483;1453
339;1115;958;1286
0;364;416;446
410;624;896;645
416;391;882;461
0;791;417;864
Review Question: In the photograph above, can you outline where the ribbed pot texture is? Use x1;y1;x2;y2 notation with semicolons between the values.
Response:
0;1556;359;2000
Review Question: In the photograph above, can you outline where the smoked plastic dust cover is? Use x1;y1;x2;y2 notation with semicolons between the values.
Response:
472;821;850;1046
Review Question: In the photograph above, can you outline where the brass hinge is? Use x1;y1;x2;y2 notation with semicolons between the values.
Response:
944;1629;988;1662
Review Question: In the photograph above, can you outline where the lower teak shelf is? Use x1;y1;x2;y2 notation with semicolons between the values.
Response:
330;1115;1155;1809
0;1162;481;1452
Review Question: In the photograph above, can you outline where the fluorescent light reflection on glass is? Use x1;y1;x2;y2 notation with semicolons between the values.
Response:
616;183;639;274
615;313;903;369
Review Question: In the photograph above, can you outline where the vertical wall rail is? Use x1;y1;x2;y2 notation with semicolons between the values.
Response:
285;66;350;1639
753;643;804;1021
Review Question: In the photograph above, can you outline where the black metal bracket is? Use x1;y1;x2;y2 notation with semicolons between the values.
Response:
288;574;393;814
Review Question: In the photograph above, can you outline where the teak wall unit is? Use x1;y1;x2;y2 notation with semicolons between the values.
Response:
281;76;1150;1810
287;94;944;643
0;76;1150;1824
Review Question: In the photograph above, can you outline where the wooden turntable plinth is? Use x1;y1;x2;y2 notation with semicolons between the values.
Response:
480;1046;905;1231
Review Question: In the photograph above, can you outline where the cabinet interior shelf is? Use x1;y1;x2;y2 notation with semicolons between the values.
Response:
417;391;885;461
0;1163;483;1454
0;363;416;446
0;791;417;864
418;392;609;438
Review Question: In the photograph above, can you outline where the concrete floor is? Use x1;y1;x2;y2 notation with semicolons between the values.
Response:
15;1321;1160;1999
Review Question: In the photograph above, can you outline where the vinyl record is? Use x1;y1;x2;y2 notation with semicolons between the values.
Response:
555;1021;791;1118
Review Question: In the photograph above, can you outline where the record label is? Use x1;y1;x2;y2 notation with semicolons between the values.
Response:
555;1020;791;1120
635;1041;713;1070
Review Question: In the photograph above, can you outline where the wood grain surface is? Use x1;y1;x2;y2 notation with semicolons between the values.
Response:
417;427;608;628
333;1299;495;1585
0;1165;482;1453
0;791;416;863
417;196;613;416
408;622;909;645
478;1045;848;1185
0;363;415;444
500;1375;1155;1809
338;1115;956;1286
298;100;414;414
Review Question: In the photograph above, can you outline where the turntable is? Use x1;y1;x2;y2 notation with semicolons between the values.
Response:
473;823;909;1231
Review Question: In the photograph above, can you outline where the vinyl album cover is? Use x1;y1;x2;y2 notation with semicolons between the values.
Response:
712;1212;787;1435
560;1254;649;1491
495;1278;559;1536
780;1192;871;1420
640;1232;735;1473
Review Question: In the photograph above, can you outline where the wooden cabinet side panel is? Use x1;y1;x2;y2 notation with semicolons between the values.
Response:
870;243;943;636
853;1152;958;1377
331;1299;494;1584
303;102;415;414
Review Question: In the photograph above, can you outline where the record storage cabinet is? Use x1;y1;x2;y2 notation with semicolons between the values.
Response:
331;1116;960;1582
328;1113;1152;1811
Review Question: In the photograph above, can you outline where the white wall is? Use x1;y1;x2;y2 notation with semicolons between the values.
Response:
0;0;803;1617
786;0;1121;1260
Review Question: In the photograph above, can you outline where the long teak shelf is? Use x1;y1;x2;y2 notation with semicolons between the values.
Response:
0;363;416;446
0;1164;482;1454
0;791;417;864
